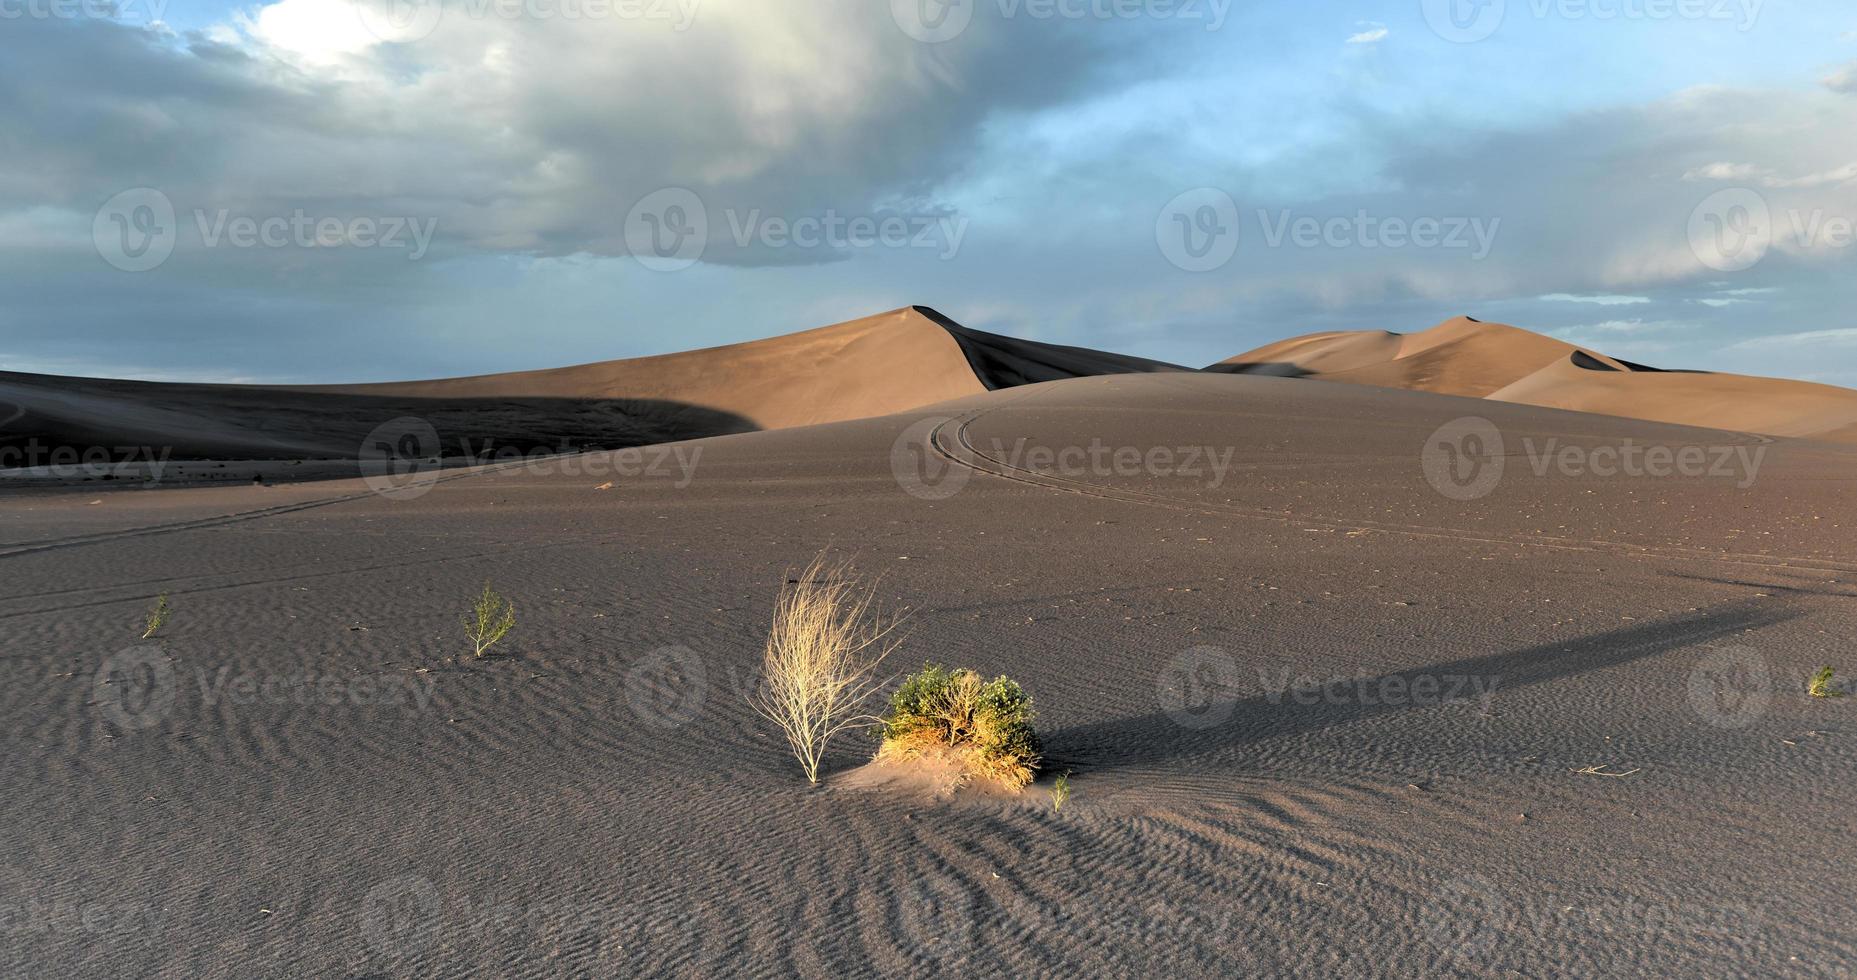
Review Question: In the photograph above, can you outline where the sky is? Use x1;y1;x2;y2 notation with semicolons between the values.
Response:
3;0;1856;386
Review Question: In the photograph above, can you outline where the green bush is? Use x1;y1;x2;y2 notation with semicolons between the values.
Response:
876;663;1041;789
463;582;516;658
141;594;170;639
1807;666;1843;699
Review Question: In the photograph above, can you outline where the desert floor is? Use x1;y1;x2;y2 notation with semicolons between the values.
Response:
4;372;1854;977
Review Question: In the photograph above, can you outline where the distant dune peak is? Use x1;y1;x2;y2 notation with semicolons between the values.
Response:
1216;317;1857;444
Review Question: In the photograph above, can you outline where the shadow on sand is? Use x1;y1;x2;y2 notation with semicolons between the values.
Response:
0;371;758;466
1051;600;1797;772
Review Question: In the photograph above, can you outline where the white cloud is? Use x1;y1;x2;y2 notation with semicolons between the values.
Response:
1681;159;1857;188
1694;287;1776;307
239;0;384;65
1539;293;1651;305
1826;60;1857;94
1723;328;1857;350
1346;24;1388;44
1682;162;1766;181
1554;319;1676;334
1760;162;1857;188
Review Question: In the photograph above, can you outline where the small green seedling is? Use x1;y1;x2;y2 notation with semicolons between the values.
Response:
141;594;170;639
1807;667;1843;699
464;582;516;658
1051;771;1072;812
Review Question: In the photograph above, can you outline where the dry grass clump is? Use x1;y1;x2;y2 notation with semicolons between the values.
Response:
876;664;1042;790
750;556;902;784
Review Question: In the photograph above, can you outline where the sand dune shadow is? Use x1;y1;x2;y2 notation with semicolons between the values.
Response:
1052;600;1796;772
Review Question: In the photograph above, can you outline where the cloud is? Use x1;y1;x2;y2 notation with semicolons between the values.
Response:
1759;162;1857;189
1538;293;1651;305
1;10;1853;388
1553;319;1676;334
1681;160;1857;188
1683;162;1766;181
0;6;1121;268
1346;24;1388;44
1826;60;1857;94
1723;327;1857;350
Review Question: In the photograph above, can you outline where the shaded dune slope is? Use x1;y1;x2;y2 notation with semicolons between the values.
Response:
911;305;1186;389
1214;316;1857;443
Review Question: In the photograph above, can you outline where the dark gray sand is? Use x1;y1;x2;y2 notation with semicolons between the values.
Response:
3;372;1854;977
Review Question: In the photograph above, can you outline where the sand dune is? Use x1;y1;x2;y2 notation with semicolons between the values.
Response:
0;307;1179;467
7;308;1855;481
300;306;981;430
301;305;1181;428
1215;316;1857;443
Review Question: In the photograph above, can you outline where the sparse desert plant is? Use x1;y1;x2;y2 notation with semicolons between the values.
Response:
463;582;516;658
750;556;903;784
876;663;1042;790
1051;771;1072;811
141;594;170;639
1807;666;1843;699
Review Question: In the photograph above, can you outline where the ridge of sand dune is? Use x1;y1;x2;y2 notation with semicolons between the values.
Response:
1212;316;1579;398
1487;354;1857;440
1203;330;1405;378
1215;316;1857;443
910;306;1186;389
302;306;985;430
314;305;1182;425
0;306;1181;463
